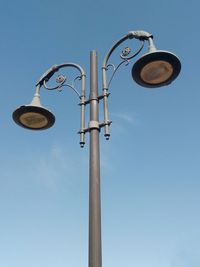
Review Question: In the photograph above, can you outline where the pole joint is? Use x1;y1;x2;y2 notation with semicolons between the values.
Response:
88;120;100;131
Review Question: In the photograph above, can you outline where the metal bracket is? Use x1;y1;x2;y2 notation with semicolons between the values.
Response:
99;120;112;128
88;120;100;131
83;93;110;106
78;120;112;134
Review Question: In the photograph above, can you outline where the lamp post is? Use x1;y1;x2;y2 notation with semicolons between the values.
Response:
13;30;181;267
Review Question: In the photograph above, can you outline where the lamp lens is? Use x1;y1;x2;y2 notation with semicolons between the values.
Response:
140;60;173;85
20;112;49;129
13;105;55;130
132;50;181;88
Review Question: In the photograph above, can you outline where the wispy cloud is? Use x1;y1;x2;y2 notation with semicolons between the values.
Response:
34;143;88;191
170;251;200;267
108;111;139;135
111;111;136;125
170;238;200;267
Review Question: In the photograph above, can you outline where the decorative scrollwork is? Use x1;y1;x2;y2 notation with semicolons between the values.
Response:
104;39;145;89
120;40;144;60
43;73;82;97
56;75;66;84
106;60;130;88
43;74;66;91
121;47;131;57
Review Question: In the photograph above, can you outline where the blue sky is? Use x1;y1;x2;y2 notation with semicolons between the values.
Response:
0;0;199;267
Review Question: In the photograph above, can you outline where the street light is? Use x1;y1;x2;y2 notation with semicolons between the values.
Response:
13;30;181;267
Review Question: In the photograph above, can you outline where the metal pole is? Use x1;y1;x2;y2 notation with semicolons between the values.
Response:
89;50;102;267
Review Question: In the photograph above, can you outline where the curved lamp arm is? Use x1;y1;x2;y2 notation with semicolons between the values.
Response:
36;63;86;97
38;63;86;147
14;63;87;147
102;31;153;87
101;30;154;139
102;30;153;72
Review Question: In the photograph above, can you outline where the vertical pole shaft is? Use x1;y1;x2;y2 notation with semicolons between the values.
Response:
89;50;102;267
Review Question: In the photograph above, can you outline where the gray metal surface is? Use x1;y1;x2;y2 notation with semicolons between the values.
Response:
88;51;102;267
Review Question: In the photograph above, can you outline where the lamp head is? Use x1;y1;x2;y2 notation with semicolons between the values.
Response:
132;50;181;88
12;105;55;130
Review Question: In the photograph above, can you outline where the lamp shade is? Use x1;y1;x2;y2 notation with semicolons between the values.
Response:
132;50;181;88
12;105;55;130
